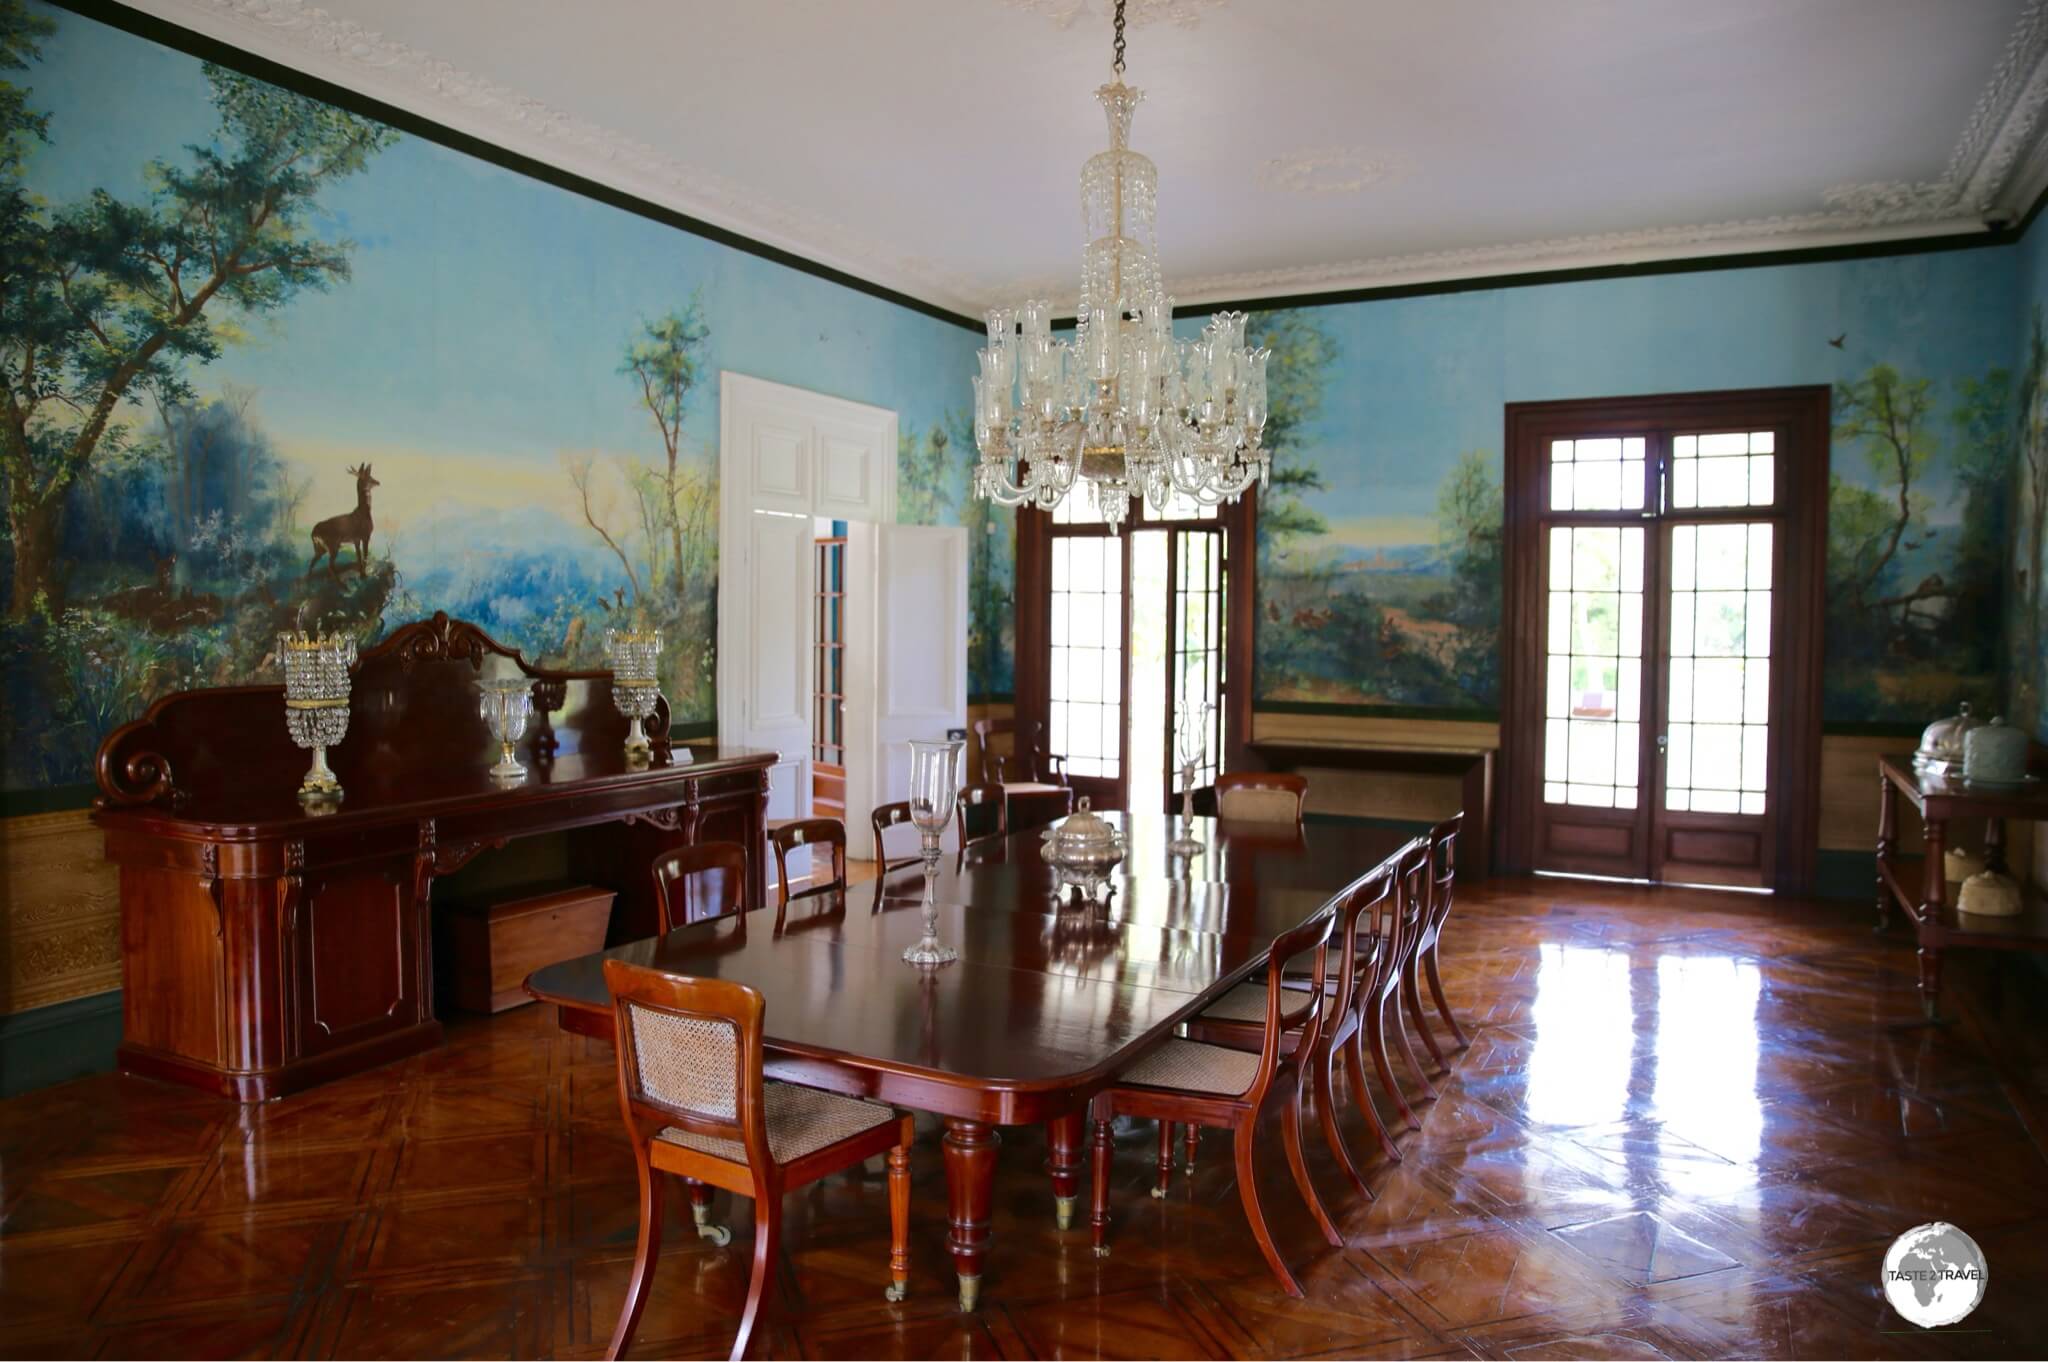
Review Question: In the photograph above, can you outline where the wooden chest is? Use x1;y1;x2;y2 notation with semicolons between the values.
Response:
438;883;616;1014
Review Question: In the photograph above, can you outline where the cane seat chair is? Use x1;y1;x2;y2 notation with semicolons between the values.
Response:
602;961;914;1362
869;800;924;905
1403;814;1468;1069
1214;770;1308;824
955;783;1008;862
651;841;749;933
768;818;847;923
972;718;1073;830
1366;839;1437;1133
1184;861;1407;1192
1086;906;1343;1297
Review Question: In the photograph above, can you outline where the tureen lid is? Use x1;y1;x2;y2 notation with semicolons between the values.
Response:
1915;701;1983;764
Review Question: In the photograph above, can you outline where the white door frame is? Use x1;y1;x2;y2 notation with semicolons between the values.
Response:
716;372;897;826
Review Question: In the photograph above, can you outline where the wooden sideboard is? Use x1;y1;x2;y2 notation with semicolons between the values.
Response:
91;613;773;1101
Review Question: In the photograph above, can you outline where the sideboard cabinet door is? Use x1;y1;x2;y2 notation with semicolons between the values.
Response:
286;862;428;1061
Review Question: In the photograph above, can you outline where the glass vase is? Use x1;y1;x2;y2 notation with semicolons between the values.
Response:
902;737;964;967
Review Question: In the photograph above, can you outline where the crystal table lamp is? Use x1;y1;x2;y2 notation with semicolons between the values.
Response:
478;680;533;781
278;632;355;805
604;628;663;754
1170;701;1213;855
903;737;964;967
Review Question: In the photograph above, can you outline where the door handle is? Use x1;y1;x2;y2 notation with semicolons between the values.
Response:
1656;734;1669;753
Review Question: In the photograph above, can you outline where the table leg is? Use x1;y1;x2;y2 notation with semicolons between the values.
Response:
942;1118;998;1312
1918;945;1943;1022
1919;818;1946;1022
1045;1113;1082;1230
1875;770;1897;932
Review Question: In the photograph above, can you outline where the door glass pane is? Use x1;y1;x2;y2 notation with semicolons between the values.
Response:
1549;436;1647;512
1128;531;1169;813
1049;535;1122;778
1671;431;1776;509
1666;522;1771;813
1172;528;1224;792
1542;525;1644;807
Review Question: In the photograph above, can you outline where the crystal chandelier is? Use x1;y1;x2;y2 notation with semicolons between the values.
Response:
971;0;1269;531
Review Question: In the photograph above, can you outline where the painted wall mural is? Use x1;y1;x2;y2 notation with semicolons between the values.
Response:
1245;249;2021;727
0;0;978;796
2012;227;2048;742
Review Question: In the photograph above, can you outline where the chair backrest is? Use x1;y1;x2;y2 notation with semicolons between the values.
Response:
605;959;769;1169
1390;837;1431;972
1215;770;1307;824
971;717;1065;787
870;800;922;872
1244;904;1337;1102
1426;813;1462;934
650;840;749;934
769;818;848;909
1325;863;1396;1038
956;784;1008;855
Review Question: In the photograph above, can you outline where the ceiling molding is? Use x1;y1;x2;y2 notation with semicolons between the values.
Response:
106;0;2048;317
115;0;992;318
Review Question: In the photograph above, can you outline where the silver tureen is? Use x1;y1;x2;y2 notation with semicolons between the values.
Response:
1041;797;1126;903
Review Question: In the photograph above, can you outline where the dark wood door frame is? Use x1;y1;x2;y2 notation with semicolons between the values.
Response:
1498;387;1828;894
1015;493;1257;809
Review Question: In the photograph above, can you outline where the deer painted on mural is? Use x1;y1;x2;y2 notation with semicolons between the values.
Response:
308;463;380;582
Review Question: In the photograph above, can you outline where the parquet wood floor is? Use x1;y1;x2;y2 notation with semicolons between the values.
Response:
4;876;2046;1360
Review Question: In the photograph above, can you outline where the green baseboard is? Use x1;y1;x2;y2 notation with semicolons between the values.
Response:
0;991;123;1098
1813;849;1879;903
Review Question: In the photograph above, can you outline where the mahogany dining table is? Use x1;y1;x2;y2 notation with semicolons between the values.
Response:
525;811;1419;1310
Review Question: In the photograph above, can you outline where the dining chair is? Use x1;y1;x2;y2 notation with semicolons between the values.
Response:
869;800;923;905
1184;861;1404;1194
768;817;847;918
955;783;1008;862
1404;813;1468;1069
972;717;1074;831
1086;905;1342;1297
1365;839;1434;1133
1214;770;1308;824
602;960;914;1362
650;841;750;933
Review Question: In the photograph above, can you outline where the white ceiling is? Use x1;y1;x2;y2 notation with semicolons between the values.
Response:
134;0;2048;318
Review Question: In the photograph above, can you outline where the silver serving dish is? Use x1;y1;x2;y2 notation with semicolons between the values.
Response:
1913;702;1984;778
1041;798;1125;901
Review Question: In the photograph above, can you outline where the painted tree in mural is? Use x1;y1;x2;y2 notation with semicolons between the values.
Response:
620;303;711;593
897;422;956;525
0;7;396;617
1429;448;1503;702
1248;310;1338;570
1827;361;2008;717
2015;310;2048;732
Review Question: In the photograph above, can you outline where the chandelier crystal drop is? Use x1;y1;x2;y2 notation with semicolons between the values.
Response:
970;0;1269;531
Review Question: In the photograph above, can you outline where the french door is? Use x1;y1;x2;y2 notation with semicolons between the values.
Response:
1017;490;1246;813
1502;389;1827;892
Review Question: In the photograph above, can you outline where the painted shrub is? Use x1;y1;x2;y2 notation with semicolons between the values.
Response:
0;0;976;794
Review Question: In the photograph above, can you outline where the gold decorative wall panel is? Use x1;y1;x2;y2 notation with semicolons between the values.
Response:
0;811;120;1014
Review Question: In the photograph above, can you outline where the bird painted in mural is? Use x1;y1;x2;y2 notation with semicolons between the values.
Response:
1827;333;1847;349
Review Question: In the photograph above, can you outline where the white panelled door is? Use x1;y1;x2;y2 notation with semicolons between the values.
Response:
717;373;897;823
843;522;968;859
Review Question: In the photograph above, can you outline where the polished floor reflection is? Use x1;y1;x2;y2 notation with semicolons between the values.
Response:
3;875;2045;1359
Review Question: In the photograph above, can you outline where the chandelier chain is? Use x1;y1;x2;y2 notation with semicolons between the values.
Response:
1112;0;1126;75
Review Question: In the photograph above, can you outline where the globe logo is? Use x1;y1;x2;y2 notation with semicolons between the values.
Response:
1882;1222;1988;1328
